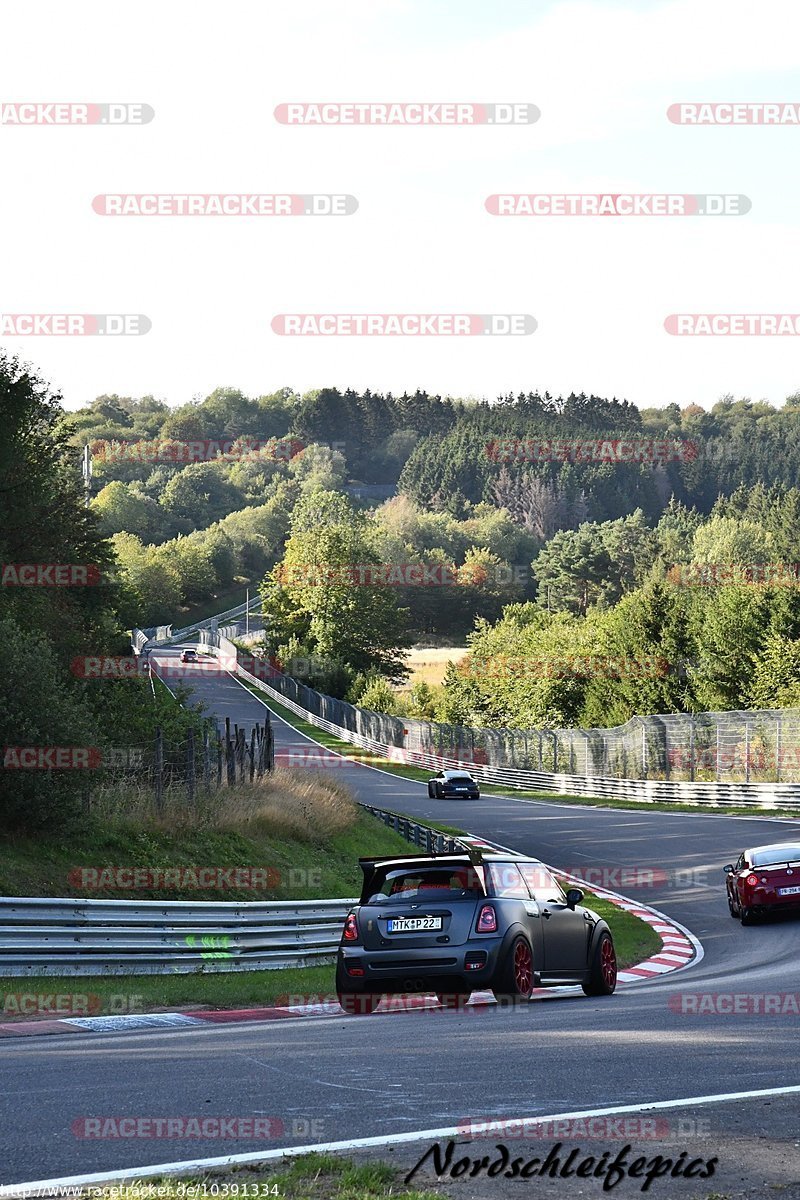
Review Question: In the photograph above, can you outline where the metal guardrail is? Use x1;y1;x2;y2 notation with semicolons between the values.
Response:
0;811;459;977
162;597;262;646
359;805;463;854
0;897;354;977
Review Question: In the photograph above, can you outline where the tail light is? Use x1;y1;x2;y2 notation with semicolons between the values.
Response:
745;874;759;888
476;905;497;933
343;912;359;941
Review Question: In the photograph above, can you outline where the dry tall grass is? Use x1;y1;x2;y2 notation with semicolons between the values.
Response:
398;645;469;690
90;769;358;841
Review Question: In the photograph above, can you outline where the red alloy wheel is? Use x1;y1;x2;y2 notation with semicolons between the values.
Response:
514;938;533;994
601;937;617;989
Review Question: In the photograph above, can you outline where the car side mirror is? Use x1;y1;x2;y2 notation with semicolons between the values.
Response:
723;864;735;874
565;888;583;909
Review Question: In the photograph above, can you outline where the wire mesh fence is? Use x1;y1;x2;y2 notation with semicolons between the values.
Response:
137;624;800;785
82;717;276;816
246;666;800;784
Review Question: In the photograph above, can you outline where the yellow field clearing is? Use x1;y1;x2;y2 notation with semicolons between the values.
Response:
399;645;469;689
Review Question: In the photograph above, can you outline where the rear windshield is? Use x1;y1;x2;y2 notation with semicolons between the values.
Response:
367;864;485;904
750;846;800;867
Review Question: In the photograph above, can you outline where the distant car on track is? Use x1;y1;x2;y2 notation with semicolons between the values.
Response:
336;848;617;1014
180;648;198;664
427;770;480;800
725;841;800;924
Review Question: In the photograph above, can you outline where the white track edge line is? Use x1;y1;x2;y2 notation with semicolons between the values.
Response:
4;1084;800;1197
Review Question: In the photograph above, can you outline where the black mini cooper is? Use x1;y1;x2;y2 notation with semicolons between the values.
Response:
336;849;617;1013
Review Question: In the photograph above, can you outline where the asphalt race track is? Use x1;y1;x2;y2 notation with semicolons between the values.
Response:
1;646;799;1195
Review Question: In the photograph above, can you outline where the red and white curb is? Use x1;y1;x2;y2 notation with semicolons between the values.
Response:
552;871;697;983
0;840;700;1037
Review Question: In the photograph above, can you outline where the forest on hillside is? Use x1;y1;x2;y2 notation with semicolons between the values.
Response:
37;375;800;730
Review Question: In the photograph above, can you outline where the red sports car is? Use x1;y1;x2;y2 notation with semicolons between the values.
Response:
725;842;800;925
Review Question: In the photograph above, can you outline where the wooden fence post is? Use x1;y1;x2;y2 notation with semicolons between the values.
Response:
155;726;164;816
187;728;195;806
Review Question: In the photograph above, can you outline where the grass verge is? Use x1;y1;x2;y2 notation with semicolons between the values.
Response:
86;1156;442;1200
0;799;414;903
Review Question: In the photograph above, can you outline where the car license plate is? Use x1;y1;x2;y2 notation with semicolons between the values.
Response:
387;916;443;933
777;885;800;896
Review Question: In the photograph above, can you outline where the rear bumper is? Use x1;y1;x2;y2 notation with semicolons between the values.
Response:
747;892;800;913
338;940;503;992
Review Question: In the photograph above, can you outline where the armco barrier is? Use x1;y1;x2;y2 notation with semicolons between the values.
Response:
0;897;353;977
153;596;261;647
359;806;462;854
0;812;460;977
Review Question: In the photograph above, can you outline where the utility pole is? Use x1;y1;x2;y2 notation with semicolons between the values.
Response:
246;588;250;637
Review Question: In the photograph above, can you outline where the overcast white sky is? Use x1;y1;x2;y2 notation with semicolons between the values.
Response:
2;0;800;412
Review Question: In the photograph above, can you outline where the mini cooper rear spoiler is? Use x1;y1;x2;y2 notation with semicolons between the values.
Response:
357;845;485;902
358;843;484;874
